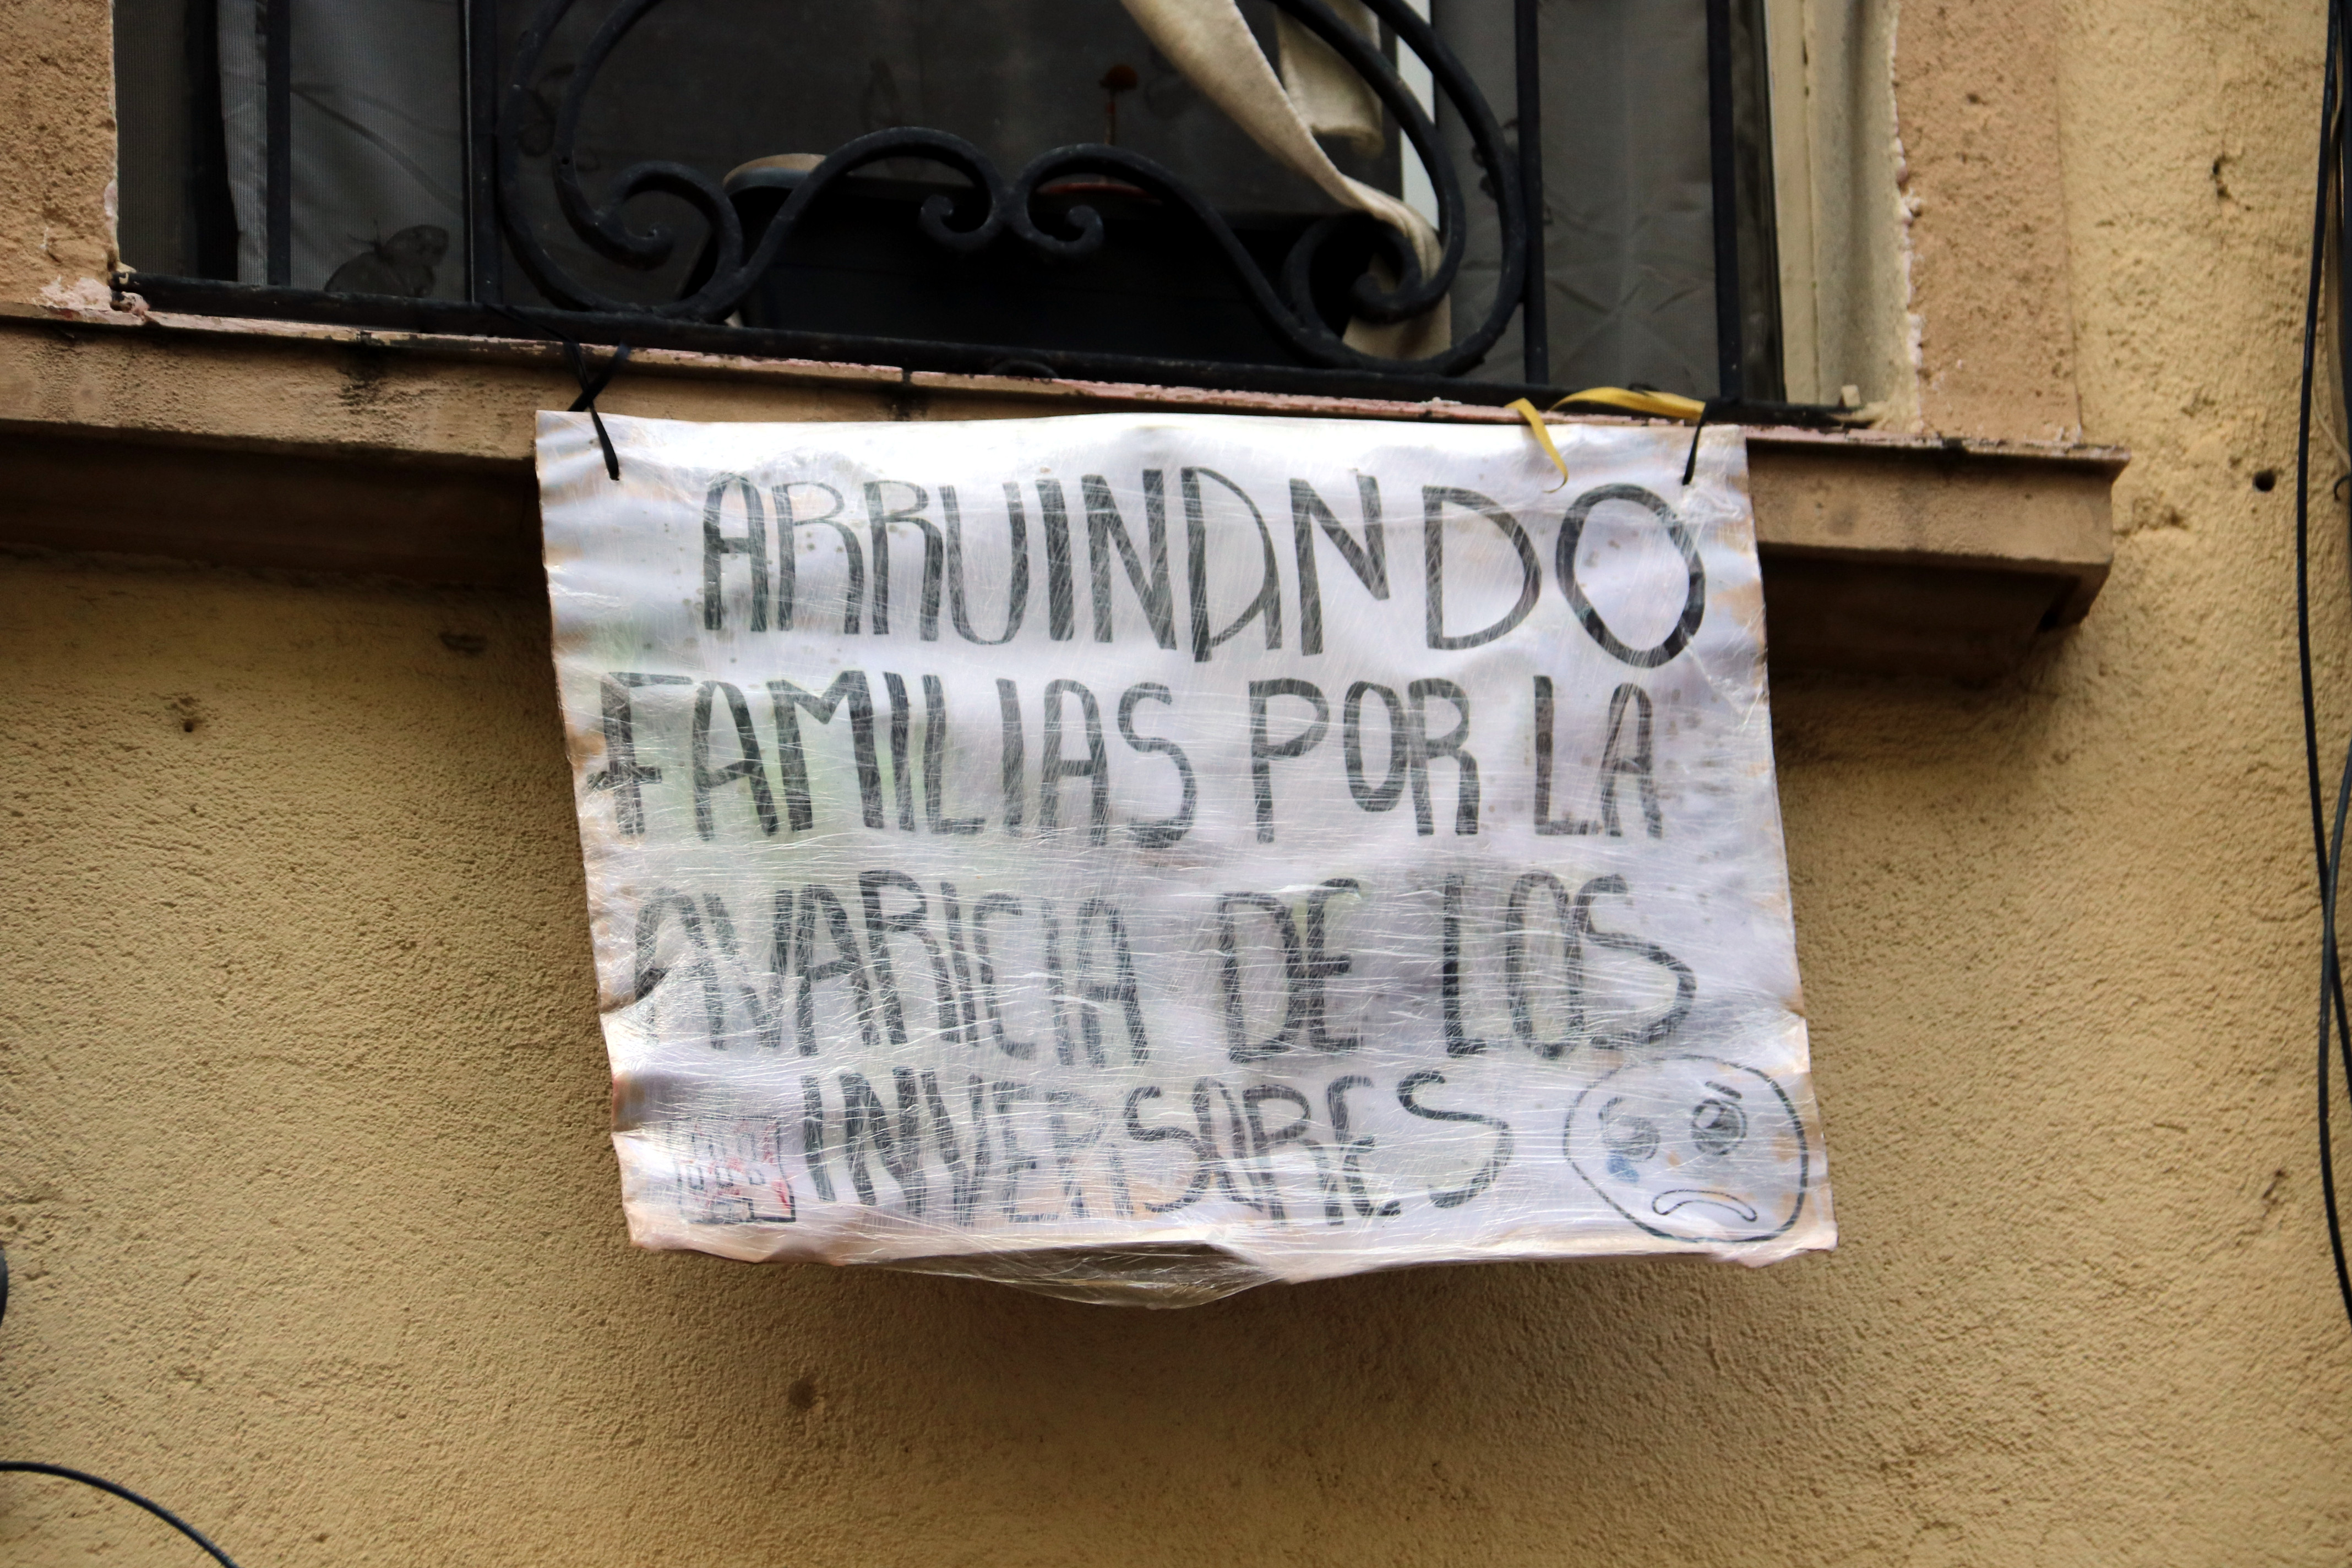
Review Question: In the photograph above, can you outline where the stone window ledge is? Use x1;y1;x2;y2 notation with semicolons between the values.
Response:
0;307;2124;680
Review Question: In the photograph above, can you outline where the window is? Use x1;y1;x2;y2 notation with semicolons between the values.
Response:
113;0;1796;404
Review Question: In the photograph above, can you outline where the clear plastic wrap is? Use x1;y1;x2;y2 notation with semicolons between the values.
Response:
540;409;1833;1305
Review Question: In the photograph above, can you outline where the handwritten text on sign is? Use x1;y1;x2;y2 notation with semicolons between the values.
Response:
541;411;1834;1291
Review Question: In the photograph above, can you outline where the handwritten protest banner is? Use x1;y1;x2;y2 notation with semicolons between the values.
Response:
541;410;1834;1301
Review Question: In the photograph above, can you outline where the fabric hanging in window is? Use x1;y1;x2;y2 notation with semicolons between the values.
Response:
1118;0;1449;358
217;0;466;298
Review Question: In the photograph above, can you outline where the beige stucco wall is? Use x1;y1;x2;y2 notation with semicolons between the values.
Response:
3;1;2352;1564
2;0;115;314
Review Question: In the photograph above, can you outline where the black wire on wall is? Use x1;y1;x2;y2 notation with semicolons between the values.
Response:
0;1247;247;1562
2296;0;2352;1340
0;1461;243;1568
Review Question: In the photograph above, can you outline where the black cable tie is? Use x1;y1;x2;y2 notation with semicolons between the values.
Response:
563;339;630;481
1681;399;1723;487
484;304;629;481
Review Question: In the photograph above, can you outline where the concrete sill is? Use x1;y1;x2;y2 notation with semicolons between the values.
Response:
0;307;2124;680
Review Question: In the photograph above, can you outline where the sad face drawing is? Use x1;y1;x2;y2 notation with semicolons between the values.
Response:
1566;1057;1811;1244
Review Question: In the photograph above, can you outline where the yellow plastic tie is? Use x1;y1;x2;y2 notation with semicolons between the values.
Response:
1555;386;1707;423
1506;398;1573;491
1510;387;1711;492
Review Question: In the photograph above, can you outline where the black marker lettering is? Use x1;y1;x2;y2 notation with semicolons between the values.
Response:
633;889;724;1045
996;678;1025;834
701;475;767;631
1555;484;1706;668
1046;1088;1106;1218
993;1082;1055;1223
1241;1084;1316;1223
758;888;794;1052
1184;466;1282;662
1041;899;1078;1066
1199;1079;1264;1210
1442;875;1490;1057
838;1068;929;1213
1248;678;1329;843
775;481;863;634
1291;474;1389;656
799;1074;837;1202
937;879;983;1047
1123;1085;1216;1213
792;884;880;1055
698;893;780;1051
1039;679;1112;845
1343;680;1407;813
970;894;1037;1060
1083;472;1177;649
1599;683;1663;838
863;480;944;641
1504;870;1580;1058
692;682;779;840
1407;678;1479;835
858;869;964;1048
1117;683;1196;848
921;1069;992;1226
589;672;689;837
1397;1070;1513;1208
1533;676;1600;835
922;676;985;835
1325;1074;1395;1218
883;673;917;832
1573;874;1696;1048
942;481;1029;645
1074;898;1150;1064
1300;879;1360;1051
770;672;881;831
1216;892;1304;1061
1423;486;1540;650
1039;478;1075;641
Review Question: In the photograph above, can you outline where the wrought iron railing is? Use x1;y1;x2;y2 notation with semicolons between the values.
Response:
128;0;1794;410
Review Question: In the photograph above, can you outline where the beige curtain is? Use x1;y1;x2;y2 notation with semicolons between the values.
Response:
1274;2;1384;154
1118;0;1449;359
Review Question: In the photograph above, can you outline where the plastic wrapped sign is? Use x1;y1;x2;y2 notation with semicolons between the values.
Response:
541;410;1834;1304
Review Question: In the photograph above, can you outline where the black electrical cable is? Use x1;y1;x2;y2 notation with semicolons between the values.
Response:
2297;0;2352;1340
2322;1;2352;1342
0;1463;244;1568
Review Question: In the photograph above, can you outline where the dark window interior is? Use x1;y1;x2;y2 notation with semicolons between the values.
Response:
113;0;1785;401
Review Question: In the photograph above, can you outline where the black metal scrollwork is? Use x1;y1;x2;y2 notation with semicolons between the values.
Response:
498;0;1527;375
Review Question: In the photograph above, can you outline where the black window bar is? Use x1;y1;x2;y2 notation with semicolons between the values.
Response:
129;0;1823;418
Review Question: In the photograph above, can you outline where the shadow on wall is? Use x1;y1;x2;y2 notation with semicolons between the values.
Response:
571;1234;1857;1542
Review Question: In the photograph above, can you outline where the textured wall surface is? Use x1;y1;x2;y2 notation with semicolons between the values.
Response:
4;1;2352;1566
1;0;115;311
1898;0;2083;440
